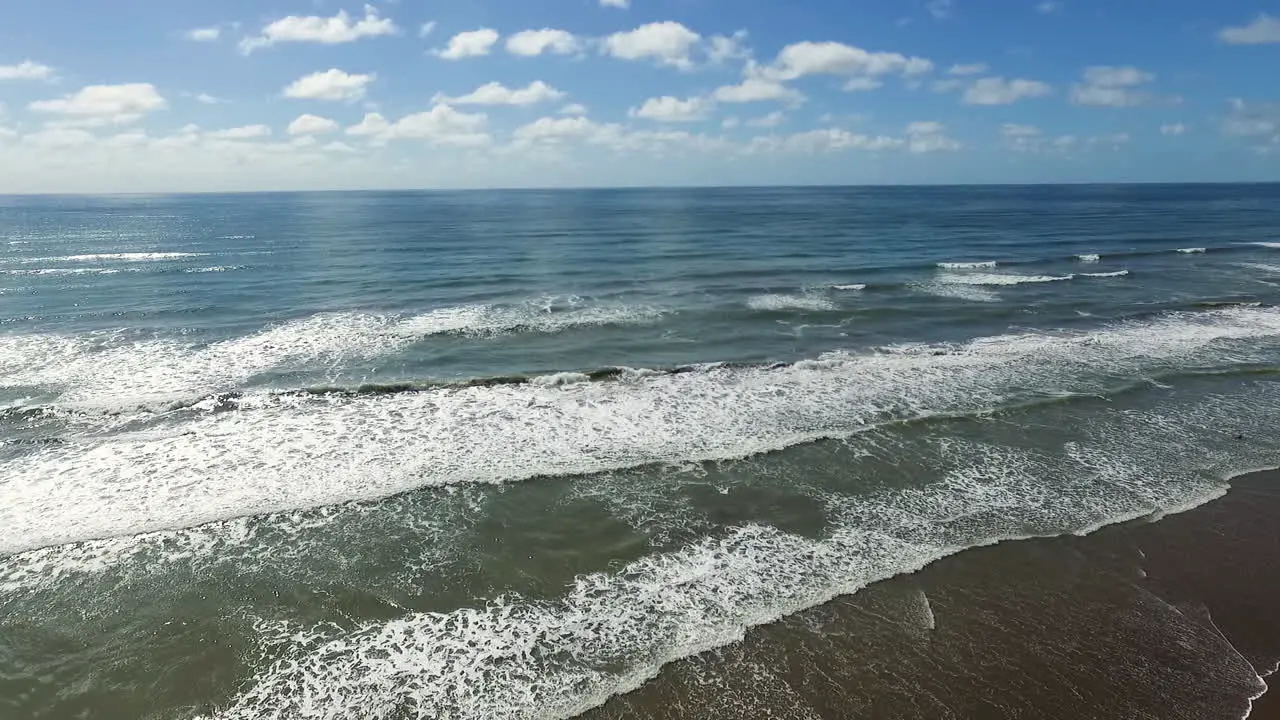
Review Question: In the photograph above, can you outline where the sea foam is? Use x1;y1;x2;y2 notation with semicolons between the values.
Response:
4;306;1280;556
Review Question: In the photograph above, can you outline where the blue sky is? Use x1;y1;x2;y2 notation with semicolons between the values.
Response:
0;0;1278;192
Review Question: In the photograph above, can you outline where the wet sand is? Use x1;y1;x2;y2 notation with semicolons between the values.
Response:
585;469;1280;719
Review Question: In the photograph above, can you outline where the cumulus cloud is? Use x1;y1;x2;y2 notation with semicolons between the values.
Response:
630;96;714;122
29;83;166;124
506;29;580;56
708;31;750;64
344;105;489;146
602;22;702;70
559;103;588;115
186;27;221;42
600;0;630;8
438;28;501;59
1070;66;1173;107
749;128;904;154
435;81;566;106
712;74;806;104
283;69;375;102
288;114;339;136
963;77;1052;105
766;41;933;81
194;93;223;105
1219;15;1280;45
240;5;397;53
346;112;391;137
905;120;961;152
207;125;271;140
0;60;56;81
1222;98;1280;140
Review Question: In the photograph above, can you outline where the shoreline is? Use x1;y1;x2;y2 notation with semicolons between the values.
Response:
584;468;1280;719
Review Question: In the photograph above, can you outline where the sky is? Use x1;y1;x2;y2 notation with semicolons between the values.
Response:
0;0;1278;192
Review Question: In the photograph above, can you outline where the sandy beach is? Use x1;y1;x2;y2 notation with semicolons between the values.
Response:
585;469;1280;720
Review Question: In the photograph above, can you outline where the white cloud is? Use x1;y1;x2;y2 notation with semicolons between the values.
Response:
559;103;588;116
1036;1;1063;13
288;114;339;136
435;81;566;106
186;27;221;42
948;63;989;76
1070;66;1173;107
963;77;1052;105
515;116;611;143
600;0;630;8
322;141;357;153
905;121;961;152
29;83;166;124
768;41;933;81
346;112;391;136
349;105;490;146
630;96;714;122
842;77;883;92
746;111;786;128
507;29;580;56
712;75;805;104
1219;15;1280;45
1001;123;1042;137
195;93;222;105
418;22;437;39
750;128;904;154
602;22;702;70
23;128;96;149
722;117;741;129
927;0;954;19
931;78;966;93
708;31;750;64
438;28;500;59
283;69;375;102
1160;122;1187;136
0;60;55;81
207;125;271;140
240;5;398;53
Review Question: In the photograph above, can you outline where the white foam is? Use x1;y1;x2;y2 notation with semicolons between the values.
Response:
937;261;998;269
204;400;1276;720
1241;263;1280;275
1251;242;1280;249
936;272;1074;286
1077;254;1101;263
914;283;1000;303
531;372;591;387
1080;270;1130;278
746;294;838;311
217;235;256;240
1177;248;1207;254
0;267;115;276
184;265;246;273
44;252;208;262
0;303;661;405
6;306;1280;556
832;284;867;291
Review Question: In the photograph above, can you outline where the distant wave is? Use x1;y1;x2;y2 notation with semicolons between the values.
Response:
1079;270;1130;278
0;301;664;407
1077;254;1101;263
832;284;867;291
38;252;208;263
937;272;1075;286
184;265;246;273
1;268;119;276
937;261;998;269
1177;248;1207;254
746;294;838;311
216;235;256;240
5;305;1280;560
1252;242;1280;249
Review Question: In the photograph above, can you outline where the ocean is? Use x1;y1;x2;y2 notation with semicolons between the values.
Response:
2;184;1280;719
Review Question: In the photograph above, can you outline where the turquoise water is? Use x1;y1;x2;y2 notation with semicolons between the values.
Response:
2;184;1280;718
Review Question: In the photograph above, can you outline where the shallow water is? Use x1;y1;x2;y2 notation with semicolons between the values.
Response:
2;184;1280;719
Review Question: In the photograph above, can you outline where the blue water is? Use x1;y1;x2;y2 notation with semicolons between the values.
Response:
3;184;1280;720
